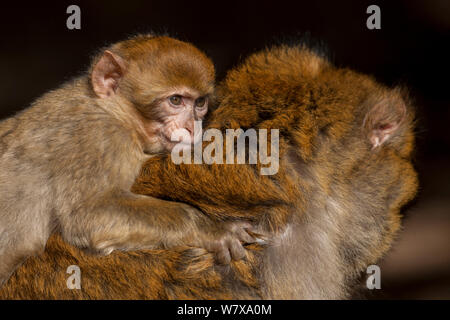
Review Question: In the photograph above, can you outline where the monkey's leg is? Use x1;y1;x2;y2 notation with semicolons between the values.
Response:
0;221;52;287
0;249;33;287
0;182;53;288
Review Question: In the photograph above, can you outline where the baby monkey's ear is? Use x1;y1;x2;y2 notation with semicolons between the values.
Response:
363;90;407;149
91;50;127;98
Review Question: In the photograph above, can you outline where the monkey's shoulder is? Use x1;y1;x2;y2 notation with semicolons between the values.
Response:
4;77;134;153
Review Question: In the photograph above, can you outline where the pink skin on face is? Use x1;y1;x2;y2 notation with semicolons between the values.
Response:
160;92;208;151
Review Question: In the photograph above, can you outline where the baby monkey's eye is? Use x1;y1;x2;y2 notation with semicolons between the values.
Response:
195;97;207;108
169;95;182;106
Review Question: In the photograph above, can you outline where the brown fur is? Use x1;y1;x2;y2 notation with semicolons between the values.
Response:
0;45;418;299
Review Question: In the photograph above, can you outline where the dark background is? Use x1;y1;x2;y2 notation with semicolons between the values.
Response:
0;0;449;299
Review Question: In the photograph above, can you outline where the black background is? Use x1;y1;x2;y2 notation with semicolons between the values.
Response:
0;0;449;299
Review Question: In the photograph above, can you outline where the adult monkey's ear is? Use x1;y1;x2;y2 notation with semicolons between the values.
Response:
363;89;407;149
91;50;127;98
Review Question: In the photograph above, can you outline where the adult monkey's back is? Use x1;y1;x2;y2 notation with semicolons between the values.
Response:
0;45;418;299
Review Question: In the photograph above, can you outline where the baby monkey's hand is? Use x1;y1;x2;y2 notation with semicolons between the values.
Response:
200;221;266;264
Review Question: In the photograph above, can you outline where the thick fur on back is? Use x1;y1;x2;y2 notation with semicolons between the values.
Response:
0;45;417;299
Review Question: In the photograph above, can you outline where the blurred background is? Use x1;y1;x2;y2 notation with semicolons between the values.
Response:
0;0;448;299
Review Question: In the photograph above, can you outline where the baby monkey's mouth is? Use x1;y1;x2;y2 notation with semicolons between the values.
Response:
164;129;200;146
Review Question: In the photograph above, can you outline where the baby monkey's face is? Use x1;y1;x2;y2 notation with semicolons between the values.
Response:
131;84;211;155
154;87;209;152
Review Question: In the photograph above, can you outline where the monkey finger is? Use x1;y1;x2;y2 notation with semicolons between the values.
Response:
235;228;257;244
93;246;115;256
92;240;117;256
245;229;269;243
215;245;231;265
228;239;246;261
225;221;253;233
254;237;268;245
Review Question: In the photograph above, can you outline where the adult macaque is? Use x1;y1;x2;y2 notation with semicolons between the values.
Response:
0;44;418;299
0;35;257;288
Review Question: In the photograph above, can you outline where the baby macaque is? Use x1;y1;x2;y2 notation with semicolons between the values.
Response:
0;35;256;288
